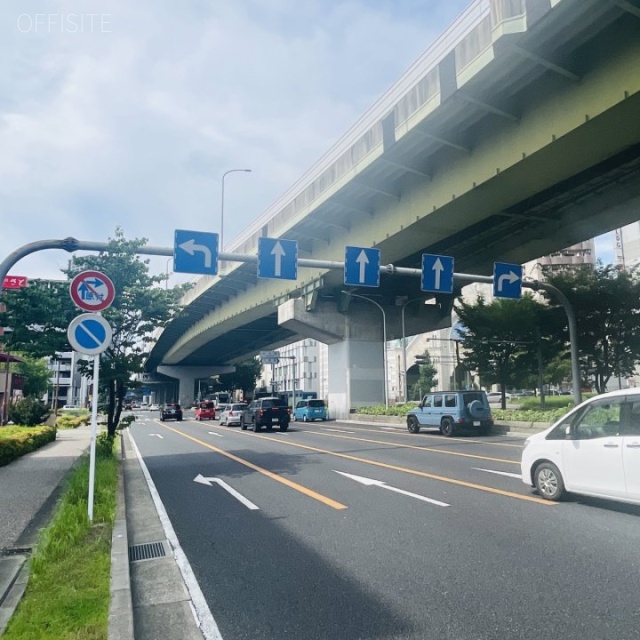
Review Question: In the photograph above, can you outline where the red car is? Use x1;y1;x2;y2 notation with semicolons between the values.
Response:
195;401;216;420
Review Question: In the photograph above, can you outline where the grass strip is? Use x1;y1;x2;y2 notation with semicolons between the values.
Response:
3;447;118;640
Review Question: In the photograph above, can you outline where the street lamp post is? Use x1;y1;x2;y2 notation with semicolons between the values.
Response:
342;291;388;409
220;169;252;251
165;257;172;290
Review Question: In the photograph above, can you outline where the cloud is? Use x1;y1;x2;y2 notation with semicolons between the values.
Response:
0;0;470;279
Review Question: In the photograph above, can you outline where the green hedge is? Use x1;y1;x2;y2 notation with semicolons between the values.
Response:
0;426;57;467
56;413;90;429
355;403;571;424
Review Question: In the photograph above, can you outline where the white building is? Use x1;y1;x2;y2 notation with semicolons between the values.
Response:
45;351;89;408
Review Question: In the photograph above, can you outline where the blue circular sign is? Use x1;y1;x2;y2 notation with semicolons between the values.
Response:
67;313;113;355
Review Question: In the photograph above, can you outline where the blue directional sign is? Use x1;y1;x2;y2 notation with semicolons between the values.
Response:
174;230;218;275
493;262;523;299
344;246;380;287
67;313;113;356
257;237;298;280
421;254;454;294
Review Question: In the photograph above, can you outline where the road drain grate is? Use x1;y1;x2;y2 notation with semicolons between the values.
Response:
128;541;167;562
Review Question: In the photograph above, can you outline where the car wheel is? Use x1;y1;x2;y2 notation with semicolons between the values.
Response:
280;422;289;432
534;462;566;501
254;421;261;432
240;417;247;431
407;416;420;434
441;417;456;437
177;417;182;422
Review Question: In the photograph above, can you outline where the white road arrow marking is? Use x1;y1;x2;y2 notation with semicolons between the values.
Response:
208;432;223;437
356;249;369;283
497;270;519;292
149;433;164;439
271;241;286;277
334;470;450;507
323;428;356;434
193;474;259;510
432;257;443;290
179;239;212;268
473;468;521;479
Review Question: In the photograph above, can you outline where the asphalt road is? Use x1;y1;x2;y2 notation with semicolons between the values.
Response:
130;413;640;640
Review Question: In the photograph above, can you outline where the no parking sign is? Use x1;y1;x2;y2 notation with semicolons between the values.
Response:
67;313;113;356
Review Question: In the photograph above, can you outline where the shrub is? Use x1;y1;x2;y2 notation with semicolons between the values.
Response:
0;426;57;467
96;432;115;458
8;397;50;426
56;413;90;429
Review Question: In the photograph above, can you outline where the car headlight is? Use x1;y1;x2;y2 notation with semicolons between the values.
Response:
522;438;531;449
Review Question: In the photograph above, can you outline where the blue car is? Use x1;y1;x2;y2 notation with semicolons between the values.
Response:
294;399;327;422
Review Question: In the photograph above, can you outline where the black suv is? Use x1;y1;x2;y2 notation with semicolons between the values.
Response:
240;397;290;432
161;402;183;421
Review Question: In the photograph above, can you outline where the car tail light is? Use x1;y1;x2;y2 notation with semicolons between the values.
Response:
259;409;265;416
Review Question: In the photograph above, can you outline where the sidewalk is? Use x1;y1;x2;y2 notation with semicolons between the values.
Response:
0;425;92;635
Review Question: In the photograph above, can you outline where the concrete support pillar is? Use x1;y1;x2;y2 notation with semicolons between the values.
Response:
279;296;454;420
156;365;234;408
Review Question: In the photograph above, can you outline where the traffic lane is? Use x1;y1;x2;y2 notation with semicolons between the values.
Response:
195;424;640;640
133;422;640;639
273;424;531;500
130;420;348;514
131;422;418;639
329;419;529;452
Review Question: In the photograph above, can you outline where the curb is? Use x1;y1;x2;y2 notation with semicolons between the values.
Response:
108;433;134;640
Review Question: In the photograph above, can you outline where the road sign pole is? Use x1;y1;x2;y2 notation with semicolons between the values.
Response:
87;353;100;523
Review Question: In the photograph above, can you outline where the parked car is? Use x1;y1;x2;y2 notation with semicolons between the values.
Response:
406;390;493;437
293;399;327;422
149;403;160;411
219;403;247;426
487;391;512;403
521;388;640;505
160;402;183;421
61;405;79;411
194;401;215;421
240;397;290;432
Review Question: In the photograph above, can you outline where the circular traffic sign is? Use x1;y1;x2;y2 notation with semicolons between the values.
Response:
67;313;113;356
69;270;116;312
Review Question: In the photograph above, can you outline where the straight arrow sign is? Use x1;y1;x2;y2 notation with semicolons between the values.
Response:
334;471;450;507
149;434;164;439
194;474;259;510
356;249;369;283
271;241;285;277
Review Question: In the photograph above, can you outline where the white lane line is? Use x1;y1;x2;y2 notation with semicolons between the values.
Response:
323;428;356;434
473;467;522;479
208;432;223;437
128;432;225;640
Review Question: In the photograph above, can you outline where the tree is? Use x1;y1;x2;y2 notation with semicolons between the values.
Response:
455;294;563;409
0;229;190;436
16;356;51;398
217;358;263;398
411;351;438;400
544;264;640;393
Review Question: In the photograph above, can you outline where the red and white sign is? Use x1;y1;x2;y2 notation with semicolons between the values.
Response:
69;270;116;312
3;275;28;289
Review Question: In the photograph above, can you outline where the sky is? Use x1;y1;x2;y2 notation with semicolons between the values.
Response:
1;0;615;284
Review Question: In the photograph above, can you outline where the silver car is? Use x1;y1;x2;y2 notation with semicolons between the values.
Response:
219;403;247;426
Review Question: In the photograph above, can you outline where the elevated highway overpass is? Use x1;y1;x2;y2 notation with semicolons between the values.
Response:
147;0;640;416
